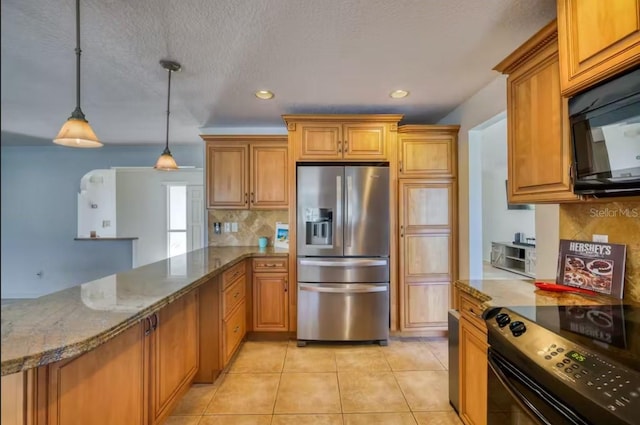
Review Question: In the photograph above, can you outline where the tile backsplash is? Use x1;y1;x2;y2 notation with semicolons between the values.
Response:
208;210;289;247
559;201;640;302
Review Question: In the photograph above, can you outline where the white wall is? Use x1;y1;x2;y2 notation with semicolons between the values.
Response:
77;169;116;237
480;118;535;261
438;75;559;279
115;168;203;268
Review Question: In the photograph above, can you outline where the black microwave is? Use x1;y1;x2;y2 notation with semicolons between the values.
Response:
569;67;640;197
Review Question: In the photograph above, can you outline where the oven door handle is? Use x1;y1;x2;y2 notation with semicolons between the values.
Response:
488;351;588;425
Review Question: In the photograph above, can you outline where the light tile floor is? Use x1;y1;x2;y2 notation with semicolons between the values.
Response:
167;338;462;425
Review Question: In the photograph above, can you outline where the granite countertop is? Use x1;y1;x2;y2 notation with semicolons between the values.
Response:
454;279;622;309
1;246;287;376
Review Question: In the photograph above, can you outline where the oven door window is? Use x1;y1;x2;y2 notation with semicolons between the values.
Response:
488;350;590;425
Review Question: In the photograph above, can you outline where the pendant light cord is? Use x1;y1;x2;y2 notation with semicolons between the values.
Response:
71;0;85;120
165;68;172;151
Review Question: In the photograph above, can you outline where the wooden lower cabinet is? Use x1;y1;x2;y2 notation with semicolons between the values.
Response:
222;263;247;366
223;301;246;364
35;289;199;425
253;272;289;331
46;322;148;425
459;315;488;425
149;290;199;425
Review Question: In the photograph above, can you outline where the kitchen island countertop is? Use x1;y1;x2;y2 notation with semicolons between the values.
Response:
1;246;287;376
454;278;622;309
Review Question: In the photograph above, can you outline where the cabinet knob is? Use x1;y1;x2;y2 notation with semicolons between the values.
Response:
338;141;342;153
233;291;240;298
284;278;288;292
399;160;403;172
400;225;404;238
234;326;240;333
245;192;248;203
144;317;152;336
344;140;348;151
251;192;254;203
151;313;159;331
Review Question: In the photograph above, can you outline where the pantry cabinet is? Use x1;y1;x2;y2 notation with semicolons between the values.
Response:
557;0;640;96
397;125;458;333
494;20;579;203
203;135;288;210
252;257;289;332
283;114;403;161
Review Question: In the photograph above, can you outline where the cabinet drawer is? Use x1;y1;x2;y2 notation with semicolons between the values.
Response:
459;292;486;331
252;257;288;273
222;261;246;289
223;301;246;363
223;275;246;318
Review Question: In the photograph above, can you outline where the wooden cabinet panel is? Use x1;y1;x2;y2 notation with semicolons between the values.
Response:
558;0;640;95
404;234;451;280
459;316;488;425
253;272;289;331
495;21;579;203
223;274;246;318
298;124;343;160
150;290;199;425
222;261;246;289
343;123;386;159
250;144;289;209
46;322;147;425
206;144;248;209
404;283;449;329
2;371;34;425
223;301;246;364
398;127;458;178
400;181;453;232
195;276;222;384
252;257;288;273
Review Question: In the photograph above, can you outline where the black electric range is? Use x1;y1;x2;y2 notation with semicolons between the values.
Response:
484;304;640;425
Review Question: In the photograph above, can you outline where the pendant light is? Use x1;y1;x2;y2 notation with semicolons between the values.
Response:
53;0;102;148
154;60;181;170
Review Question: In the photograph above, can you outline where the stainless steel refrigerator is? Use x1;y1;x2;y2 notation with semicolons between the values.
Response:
296;165;390;346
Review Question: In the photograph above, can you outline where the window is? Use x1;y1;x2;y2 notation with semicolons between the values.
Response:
167;185;187;258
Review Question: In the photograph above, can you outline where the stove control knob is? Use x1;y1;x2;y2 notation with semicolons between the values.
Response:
509;321;526;337
495;313;511;328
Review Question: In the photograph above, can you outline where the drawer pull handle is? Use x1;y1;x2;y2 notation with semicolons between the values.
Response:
468;307;480;318
234;326;240;333
233;291;240;298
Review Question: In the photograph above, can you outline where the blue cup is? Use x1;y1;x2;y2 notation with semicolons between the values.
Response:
258;237;268;248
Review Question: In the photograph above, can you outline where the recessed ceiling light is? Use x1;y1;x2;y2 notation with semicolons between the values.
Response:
255;90;274;100
390;90;409;99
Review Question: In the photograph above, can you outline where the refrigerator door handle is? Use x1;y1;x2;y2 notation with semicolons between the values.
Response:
299;259;388;267
299;283;387;294
345;174;353;248
335;175;342;249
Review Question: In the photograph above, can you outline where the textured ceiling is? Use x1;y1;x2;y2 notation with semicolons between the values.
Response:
1;0;556;145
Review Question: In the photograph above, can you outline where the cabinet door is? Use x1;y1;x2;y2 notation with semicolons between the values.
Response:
150;290;199;425
46;322;147;425
459;316;488;425
253;272;289;331
558;0;640;95
250;144;288;209
399;180;454;331
507;42;578;203
296;123;342;160
206;144;249;208
399;133;455;177
223;301;246;365
343;123;387;160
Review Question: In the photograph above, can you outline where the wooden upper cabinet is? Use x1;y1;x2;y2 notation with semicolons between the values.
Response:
557;0;640;96
343;123;386;159
298;123;343;160
202;136;289;209
397;125;459;178
494;21;579;203
283;114;403;161
250;144;289;208
206;144;248;208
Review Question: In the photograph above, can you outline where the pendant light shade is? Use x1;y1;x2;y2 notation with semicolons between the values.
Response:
154;60;181;170
53;0;102;148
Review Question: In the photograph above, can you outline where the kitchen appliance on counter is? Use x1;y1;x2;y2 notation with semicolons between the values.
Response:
296;164;390;346
484;304;640;425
